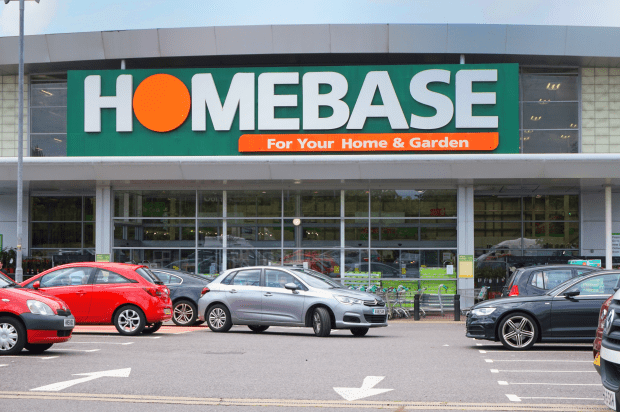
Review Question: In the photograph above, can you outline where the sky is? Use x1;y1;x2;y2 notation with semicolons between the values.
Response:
0;0;619;37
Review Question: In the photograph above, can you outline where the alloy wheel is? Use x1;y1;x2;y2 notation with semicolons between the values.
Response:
313;312;321;334
174;303;194;325
0;323;18;351
501;316;535;349
209;308;226;329
118;309;141;333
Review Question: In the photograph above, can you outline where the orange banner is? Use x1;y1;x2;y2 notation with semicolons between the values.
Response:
239;133;498;153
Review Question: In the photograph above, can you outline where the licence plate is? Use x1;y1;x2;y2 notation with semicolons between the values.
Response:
373;309;386;315
164;308;171;315
604;387;617;410
64;318;75;327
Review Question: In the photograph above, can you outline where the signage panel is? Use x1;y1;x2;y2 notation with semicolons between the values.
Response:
68;64;519;156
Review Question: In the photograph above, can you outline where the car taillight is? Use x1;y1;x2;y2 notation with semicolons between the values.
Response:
201;287;210;296
508;285;519;297
144;287;161;297
599;296;613;330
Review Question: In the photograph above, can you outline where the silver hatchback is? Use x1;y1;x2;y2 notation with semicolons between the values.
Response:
197;266;388;337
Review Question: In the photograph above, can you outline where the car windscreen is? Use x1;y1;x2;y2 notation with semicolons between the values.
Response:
545;275;583;296
0;275;16;288
135;267;164;285
291;268;343;289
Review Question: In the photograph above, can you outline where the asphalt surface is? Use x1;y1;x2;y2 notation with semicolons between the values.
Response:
0;321;609;412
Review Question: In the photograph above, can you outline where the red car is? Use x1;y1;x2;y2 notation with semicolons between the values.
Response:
0;274;75;355
20;262;172;336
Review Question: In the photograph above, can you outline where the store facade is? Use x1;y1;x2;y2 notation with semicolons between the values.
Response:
1;24;620;308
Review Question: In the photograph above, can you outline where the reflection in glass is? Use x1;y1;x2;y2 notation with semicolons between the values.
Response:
32;222;82;248
227;190;281;218
524;195;578;221
198;219;224;247
114;191;196;218
227;219;281;247
284;190;340;217
30;134;67;157
282;249;340;277
32;197;82;221
227;249;282;270
31;107;67;133
283;219;340;248
198;191;223;216
522;130;578;154
524;222;579;250
474;197;522;221
113;219;196;247
521;74;578;102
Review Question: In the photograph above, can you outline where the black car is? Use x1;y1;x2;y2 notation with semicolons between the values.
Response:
502;264;598;297
150;268;214;326
467;270;620;350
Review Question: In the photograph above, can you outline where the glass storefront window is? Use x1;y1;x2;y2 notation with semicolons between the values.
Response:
227;191;281;218
30;196;95;255
419;190;457;218
198;219;224;247
32;197;82;221
284;190;340;217
113;219;195;247
198;191;224;217
474;222;522;250
282;249;340;277
344;190;369;217
31;222;82;248
114;191;196;218
283;219;340;248
226;219;281;247
522;130;578;154
475;197;522;221
523;222;579;250
521;74;578;102
31;135;66;157
227;249;281;269
524;195;579;221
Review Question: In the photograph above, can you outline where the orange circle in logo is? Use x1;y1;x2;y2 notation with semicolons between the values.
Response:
133;74;190;133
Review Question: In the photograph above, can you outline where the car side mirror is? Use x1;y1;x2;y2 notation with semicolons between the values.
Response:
33;281;40;290
284;282;299;291
563;289;580;298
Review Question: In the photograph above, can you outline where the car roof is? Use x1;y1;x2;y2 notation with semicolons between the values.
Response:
520;264;599;271
46;262;146;271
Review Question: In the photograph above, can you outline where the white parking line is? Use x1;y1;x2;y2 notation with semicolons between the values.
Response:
479;350;487;353
486;359;592;363
49;349;101;353
65;342;134;345
0;356;58;360
492;369;596;373
501;381;601;386
517;396;603;401
506;394;521;402
0;365;6;367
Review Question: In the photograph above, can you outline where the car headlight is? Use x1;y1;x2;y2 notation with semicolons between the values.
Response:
27;300;55;316
334;295;364;305
471;307;496;317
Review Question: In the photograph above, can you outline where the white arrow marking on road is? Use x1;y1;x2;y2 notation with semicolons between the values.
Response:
333;376;393;401
31;368;131;392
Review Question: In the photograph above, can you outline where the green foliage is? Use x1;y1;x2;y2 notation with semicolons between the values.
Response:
474;266;506;280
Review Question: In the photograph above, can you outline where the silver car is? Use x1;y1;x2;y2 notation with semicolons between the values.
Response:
197;266;388;337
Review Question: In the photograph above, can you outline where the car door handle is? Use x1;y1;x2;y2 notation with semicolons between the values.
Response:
229;289;237;294
264;293;272;297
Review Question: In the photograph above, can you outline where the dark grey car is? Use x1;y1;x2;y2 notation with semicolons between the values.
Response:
151;268;214;326
501;264;598;297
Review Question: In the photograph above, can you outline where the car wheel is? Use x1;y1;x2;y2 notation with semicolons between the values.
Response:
248;325;269;333
0;317;26;355
498;312;538;350
207;304;232;332
172;300;197;326
113;305;146;336
312;307;331;337
24;343;53;354
350;327;369;337
142;322;162;334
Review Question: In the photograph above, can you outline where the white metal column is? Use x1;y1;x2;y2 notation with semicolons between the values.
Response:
95;184;112;256
457;185;474;309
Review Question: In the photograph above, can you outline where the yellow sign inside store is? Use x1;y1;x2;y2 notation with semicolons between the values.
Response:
458;255;474;278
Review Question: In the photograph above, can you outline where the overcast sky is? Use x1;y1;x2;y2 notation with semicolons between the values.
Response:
0;0;618;37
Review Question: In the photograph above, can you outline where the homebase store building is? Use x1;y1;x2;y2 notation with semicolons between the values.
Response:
1;23;620;307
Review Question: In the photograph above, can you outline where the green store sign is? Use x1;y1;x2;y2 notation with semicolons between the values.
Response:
67;63;519;156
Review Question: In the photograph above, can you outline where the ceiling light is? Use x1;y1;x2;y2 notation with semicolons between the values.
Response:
546;83;561;90
570;123;578;128
53;138;62;142
38;89;53;96
530;116;542;121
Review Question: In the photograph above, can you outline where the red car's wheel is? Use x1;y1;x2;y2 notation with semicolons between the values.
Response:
0;316;26;355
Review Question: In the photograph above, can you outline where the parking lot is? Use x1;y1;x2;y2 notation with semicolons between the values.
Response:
0;321;609;412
